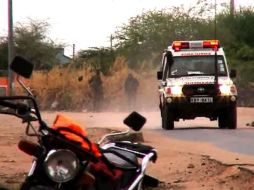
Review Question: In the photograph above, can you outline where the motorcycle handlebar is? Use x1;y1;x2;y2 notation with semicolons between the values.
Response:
0;100;29;113
0;96;45;129
102;142;157;163
114;141;157;160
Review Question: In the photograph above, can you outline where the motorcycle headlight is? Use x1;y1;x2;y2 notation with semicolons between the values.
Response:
44;149;80;183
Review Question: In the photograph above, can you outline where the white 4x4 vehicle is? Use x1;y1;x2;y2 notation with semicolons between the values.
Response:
157;40;237;130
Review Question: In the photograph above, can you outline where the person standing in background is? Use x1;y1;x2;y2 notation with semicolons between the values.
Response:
124;73;139;109
89;69;104;111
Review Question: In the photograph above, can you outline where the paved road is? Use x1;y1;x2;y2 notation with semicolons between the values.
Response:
148;108;254;156
43;107;254;156
159;126;254;156
148;107;254;156
151;107;254;157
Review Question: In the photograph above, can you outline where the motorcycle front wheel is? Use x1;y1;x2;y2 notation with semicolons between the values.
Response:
20;182;55;190
20;180;91;190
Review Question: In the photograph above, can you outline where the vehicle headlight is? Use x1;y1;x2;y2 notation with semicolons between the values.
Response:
44;149;80;183
219;84;231;95
165;86;183;97
171;86;183;96
219;84;237;95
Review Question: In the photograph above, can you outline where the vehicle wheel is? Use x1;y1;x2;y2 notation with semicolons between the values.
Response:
162;104;174;130
159;103;163;117
218;104;237;129
226;104;237;129
218;113;226;129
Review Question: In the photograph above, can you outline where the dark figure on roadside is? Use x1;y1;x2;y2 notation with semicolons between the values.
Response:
124;73;139;109
89;69;103;111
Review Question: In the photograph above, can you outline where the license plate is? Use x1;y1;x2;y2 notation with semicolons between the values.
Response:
190;97;213;103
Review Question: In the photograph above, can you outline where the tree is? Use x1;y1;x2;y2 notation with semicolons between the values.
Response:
112;6;214;69
77;47;115;75
0;19;63;70
14;19;61;70
216;7;254;59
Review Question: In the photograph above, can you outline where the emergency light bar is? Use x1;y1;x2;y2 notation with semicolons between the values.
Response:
172;40;220;51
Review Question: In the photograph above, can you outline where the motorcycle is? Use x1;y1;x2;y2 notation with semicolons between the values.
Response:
0;56;159;190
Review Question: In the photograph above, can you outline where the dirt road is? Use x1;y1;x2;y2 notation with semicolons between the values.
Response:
0;107;254;189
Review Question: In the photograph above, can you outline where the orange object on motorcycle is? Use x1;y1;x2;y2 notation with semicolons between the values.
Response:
52;114;101;157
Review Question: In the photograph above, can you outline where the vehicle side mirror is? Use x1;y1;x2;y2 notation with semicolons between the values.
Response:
166;51;173;63
157;71;163;80
230;69;237;78
123;111;146;131
10;56;34;78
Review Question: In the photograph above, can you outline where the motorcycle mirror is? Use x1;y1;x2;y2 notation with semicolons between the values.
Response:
11;56;34;78
123;111;146;131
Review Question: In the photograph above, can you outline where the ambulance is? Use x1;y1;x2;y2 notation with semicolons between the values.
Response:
157;40;237;130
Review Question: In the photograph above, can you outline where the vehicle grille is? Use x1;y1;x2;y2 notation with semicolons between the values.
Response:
182;84;218;96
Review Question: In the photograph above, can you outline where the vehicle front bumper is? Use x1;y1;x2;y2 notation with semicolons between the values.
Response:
164;95;237;120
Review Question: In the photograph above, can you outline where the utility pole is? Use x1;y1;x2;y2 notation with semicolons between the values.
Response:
8;0;15;95
230;0;235;16
72;44;75;61
214;0;219;90
110;35;113;51
109;35;114;62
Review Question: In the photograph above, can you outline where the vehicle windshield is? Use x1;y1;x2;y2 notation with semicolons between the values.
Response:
168;55;227;77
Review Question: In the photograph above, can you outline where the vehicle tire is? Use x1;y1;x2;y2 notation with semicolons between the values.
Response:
218;104;237;129
162;104;174;130
218;113;226;129
226;104;237;129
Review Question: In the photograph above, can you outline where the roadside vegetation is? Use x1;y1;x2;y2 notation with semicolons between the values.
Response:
0;0;254;109
22;58;158;110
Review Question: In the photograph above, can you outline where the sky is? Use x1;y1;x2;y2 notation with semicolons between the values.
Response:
0;0;253;56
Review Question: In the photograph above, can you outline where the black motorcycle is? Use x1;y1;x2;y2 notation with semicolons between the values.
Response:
0;56;158;190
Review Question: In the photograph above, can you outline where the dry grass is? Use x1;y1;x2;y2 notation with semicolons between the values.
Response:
18;57;159;111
